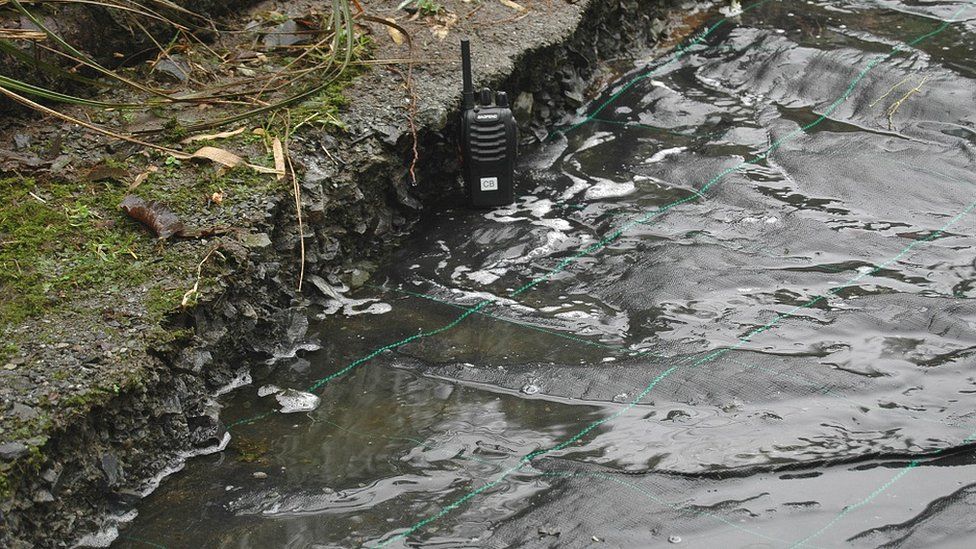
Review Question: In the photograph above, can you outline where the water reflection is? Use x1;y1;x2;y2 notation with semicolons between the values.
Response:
117;1;976;547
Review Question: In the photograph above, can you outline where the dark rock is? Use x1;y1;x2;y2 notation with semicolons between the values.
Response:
0;441;28;460
187;400;226;449
32;489;55;504
40;466;61;486
11;403;38;422
99;453;124;489
174;348;213;374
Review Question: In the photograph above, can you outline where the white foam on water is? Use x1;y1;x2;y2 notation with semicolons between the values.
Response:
644;146;687;164
532;217;572;232
71;404;234;547
524;196;554;218
276;389;321;414
72;509;138;548
466;269;501;285
585;178;636;200
560;172;592;200
258;384;281;397
555;310;595;320
345;302;393;316
444;287;530;312
523;229;570;263
451;265;471;281
266;342;321;365
311;276;391;318
575;130;616;154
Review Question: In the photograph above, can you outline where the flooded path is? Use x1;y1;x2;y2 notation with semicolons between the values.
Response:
115;0;976;547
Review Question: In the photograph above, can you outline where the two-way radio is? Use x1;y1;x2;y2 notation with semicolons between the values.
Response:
459;39;517;208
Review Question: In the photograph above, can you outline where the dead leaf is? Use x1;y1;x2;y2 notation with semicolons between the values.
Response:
130;166;159;189
272;137;286;181
210;190;224;205
120;195;184;239
431;12;458;41
180;127;246;144
190;146;244;168
384;17;405;45
499;0;526;11
0;29;47;41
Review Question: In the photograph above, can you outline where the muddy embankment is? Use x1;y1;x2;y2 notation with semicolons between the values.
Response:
0;0;673;546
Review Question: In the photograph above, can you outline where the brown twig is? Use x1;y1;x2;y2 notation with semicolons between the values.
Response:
280;112;305;292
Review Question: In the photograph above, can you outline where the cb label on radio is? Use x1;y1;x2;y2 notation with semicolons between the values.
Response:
480;177;499;191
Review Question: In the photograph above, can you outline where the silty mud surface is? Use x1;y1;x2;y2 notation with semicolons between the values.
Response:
115;0;976;547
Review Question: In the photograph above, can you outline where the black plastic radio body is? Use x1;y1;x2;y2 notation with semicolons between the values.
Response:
459;39;517;208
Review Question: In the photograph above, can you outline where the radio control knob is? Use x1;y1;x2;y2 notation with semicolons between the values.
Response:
495;91;509;107
480;88;492;106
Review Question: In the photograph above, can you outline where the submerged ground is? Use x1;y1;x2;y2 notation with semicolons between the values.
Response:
115;0;975;547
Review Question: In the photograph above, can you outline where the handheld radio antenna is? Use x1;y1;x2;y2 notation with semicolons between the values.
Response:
461;39;474;109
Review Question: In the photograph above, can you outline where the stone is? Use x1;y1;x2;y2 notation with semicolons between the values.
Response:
32;489;55;503
12;403;39;422
252;471;268;479
40;467;61;485
174;348;213;374
100;452;125;488
241;232;272;250
0;441;28;460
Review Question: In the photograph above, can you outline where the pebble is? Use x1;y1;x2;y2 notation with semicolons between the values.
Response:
521;383;541;395
252;472;268;479
276;389;321;414
669;535;682;544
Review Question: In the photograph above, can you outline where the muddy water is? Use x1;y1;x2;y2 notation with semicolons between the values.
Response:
114;1;976;547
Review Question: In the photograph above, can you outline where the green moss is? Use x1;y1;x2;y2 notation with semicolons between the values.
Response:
145;286;184;319
0;177;185;327
0;472;10;501
0;342;18;363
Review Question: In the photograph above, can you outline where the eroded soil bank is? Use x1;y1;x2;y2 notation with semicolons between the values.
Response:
0;0;677;546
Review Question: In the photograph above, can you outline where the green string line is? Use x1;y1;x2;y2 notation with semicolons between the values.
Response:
371;284;667;359
588;117;729;140
507;5;957;299
224;3;969;542
267;1;775;400
225;411;275;430
373;194;975;547
304;298;494;393
385;284;967;432
554;0;778;137
788;428;976;549
361;6;976;544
